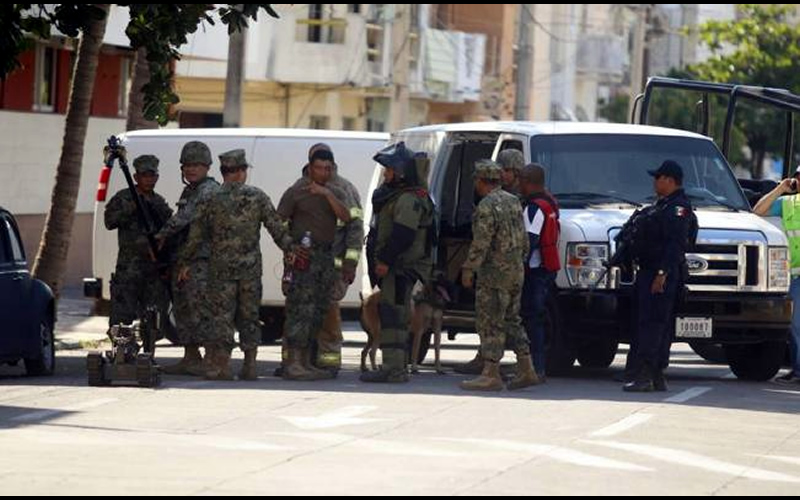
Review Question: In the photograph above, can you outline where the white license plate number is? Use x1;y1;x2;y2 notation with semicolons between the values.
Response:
676;317;713;339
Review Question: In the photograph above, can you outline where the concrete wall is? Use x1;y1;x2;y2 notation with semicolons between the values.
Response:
0;110;125;287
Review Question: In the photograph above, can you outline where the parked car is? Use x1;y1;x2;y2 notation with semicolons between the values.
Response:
0;206;56;376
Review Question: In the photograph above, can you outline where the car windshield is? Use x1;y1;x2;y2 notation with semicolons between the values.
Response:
532;134;750;211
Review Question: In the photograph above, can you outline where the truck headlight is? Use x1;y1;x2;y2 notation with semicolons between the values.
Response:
567;243;609;288
768;247;790;291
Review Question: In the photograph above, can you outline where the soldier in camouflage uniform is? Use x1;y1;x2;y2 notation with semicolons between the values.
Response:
460;160;540;392
278;148;352;381
499;149;525;197
361;142;434;384
307;143;364;375
155;141;221;376
181;149;293;381
456;149;527;376
104;155;173;330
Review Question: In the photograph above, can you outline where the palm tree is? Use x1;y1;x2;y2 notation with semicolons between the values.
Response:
32;4;110;297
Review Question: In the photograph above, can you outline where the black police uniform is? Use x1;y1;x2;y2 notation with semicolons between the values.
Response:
625;164;696;392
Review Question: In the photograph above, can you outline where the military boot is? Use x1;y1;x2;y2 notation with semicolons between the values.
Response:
359;368;409;384
205;346;235;381
507;355;541;391
282;348;329;381
460;362;503;392
303;349;334;380
454;351;485;375
623;366;655;393
239;349;258;381
162;345;203;376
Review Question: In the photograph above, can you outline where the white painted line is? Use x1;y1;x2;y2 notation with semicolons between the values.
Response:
281;406;383;430
585;440;800;483
763;389;800;397
437;438;651;472
758;455;800;466
663;387;712;404
11;398;118;423
590;413;654;438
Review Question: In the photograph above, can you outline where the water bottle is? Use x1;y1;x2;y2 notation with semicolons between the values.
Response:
294;231;313;272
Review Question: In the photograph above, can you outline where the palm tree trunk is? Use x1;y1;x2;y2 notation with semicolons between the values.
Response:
32;4;110;297
126;47;158;131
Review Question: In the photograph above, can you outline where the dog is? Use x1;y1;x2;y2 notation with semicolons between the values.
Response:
360;279;450;375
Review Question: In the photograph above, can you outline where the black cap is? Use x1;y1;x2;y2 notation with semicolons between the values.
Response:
310;149;334;163
648;160;684;183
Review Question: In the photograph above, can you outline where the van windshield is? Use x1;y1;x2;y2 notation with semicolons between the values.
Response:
531;134;750;211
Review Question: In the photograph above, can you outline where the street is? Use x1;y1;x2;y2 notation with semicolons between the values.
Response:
0;298;798;495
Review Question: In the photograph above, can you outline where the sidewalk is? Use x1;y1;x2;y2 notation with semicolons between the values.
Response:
56;289;109;351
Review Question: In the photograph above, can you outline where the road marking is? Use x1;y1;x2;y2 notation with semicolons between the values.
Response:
11;398;118;423
590;413;654;438
763;389;800;397
437;438;651;472
281;406;383;430
663;387;712;404
756;455;800;466
585;441;800;483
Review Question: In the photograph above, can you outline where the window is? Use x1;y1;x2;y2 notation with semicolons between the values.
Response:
342;117;356;131
0;221;10;265
3;218;25;263
309;115;330;130
179;112;223;128
34;45;57;112
366;119;385;132
308;4;324;43
118;57;134;117
298;4;347;44
348;4;361;14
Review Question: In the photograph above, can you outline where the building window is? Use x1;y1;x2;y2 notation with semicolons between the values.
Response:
348;4;361;14
118;57;134;117
34;45;57;112
342;117;356;130
309;115;330;130
366;119;385;132
298;4;347;44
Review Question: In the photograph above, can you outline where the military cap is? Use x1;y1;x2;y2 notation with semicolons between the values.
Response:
473;160;502;181
219;149;251;170
648;160;684;183
133;155;159;174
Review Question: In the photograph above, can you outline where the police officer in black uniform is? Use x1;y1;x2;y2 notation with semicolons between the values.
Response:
624;160;697;393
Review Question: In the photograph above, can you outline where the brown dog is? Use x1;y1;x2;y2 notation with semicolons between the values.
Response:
360;282;448;375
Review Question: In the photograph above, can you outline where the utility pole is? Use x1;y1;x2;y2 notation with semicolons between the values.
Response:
514;4;535;121
223;6;247;128
390;4;411;132
629;4;649;122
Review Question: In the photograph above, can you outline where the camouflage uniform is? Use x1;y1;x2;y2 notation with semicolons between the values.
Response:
317;166;364;371
184;150;291;352
104;155;172;328
362;143;434;383
463;164;530;364
156;142;220;348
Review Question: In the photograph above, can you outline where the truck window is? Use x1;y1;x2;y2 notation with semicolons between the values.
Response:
3;218;25;263
439;139;499;235
0;219;11;265
531;134;750;211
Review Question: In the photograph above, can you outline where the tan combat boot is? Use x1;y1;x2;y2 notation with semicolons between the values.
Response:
162;345;203;376
507;355;541;391
282;348;328;381
454;351;485;375
239;349;258;381
460;362;504;392
303;349;334;380
205;346;235;381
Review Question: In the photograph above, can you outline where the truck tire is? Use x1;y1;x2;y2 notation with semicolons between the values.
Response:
545;299;575;375
260;307;285;344
576;340;618;369
725;341;786;382
689;342;727;364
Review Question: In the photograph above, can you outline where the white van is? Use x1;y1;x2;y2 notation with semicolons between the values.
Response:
364;121;792;381
85;128;388;341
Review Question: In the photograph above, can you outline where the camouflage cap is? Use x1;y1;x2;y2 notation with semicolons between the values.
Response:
497;149;524;173
219;149;250;170
179;141;212;166
473;159;502;181
133;155;159;174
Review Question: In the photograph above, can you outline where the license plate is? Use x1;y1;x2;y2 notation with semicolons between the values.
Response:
676;317;713;339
